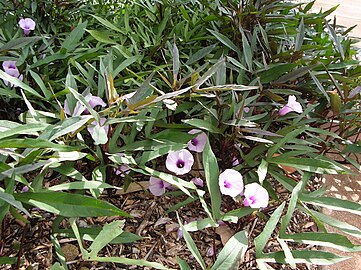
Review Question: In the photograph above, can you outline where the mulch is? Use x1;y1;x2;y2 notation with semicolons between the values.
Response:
1;174;321;270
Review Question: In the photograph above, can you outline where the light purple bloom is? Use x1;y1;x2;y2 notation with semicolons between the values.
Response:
84;95;107;113
187;129;207;153
114;153;130;177
2;61;23;87
279;95;303;116
243;183;269;208
191;177;204;187
166;149;194;175
149;176;172;196
219;169;244;197
18;18;36;35
207;246;214;257
64;94;106;116
244;107;250;113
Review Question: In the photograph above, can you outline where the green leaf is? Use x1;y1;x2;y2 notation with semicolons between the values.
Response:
186;45;215;65
49;263;66;270
281;232;361;252
257;250;350;265
0;257;17;264
257;159;268;184
208;29;241;56
93;257;171;270
88;220;124;258
268;156;349;174
0;138;81;151
0;37;41;52
222;207;255;223
202;139;221;220
86;29;117;44
14;191;130;217
91;15;124;33
211;230;248;270
307;208;361;238
326;23;344;60
177;213;206;270
29;70;52;99
48;181;117;191
254;202;285;255
177;257;191;270
53;227;141;244
0;122;48;140
183;119;220;134
277;238;296;269
183;217;216;232
62;22;87;52
295;17;304;51
280;182;303;233
0;190;30;217
300;195;361;215
274;64;318;84
0;70;43;99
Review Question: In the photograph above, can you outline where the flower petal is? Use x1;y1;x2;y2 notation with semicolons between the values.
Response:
243;183;269;208
218;169;244;197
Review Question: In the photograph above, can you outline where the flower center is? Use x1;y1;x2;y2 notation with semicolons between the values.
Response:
176;159;185;168
223;180;231;188
249;195;257;204
191;138;198;146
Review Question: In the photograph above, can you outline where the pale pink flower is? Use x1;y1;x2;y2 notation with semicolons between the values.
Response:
279;95;303;116
2;61;23;87
191;177;204;187
166;149;194;175
149;176;172;196
18;18;36;35
187;129;207;153
243;183;269;208
219;169;244;197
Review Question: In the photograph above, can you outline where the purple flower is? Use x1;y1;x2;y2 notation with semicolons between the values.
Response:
191;177;204;187
243;183;269;208
64;94;106;116
2;61;23;87
219;169;244;197
187;129;207;153
84;95;107;113
114;153;130;177
279;95;303;116
149;176;172;196
166;149;194;175
18;18;36;35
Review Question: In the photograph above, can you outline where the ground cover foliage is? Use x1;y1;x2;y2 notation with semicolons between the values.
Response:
1;0;361;269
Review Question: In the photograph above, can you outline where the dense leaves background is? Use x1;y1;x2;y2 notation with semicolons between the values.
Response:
1;0;361;269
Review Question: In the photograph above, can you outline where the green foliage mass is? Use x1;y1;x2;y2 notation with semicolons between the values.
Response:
1;0;361;269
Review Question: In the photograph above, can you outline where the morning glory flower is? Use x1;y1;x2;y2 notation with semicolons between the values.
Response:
191;177;204;187
84;95;107;113
2;61;23;87
64;94;106;116
166;149;194;175
279;95;303;116
114;153;130;177
18;18;36;35
243;183;269;208
187;129;207;153
219;169;244;197
149;176;172;196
